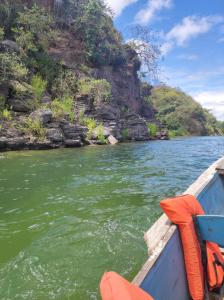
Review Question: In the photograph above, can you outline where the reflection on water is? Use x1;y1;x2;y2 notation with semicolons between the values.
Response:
0;137;224;299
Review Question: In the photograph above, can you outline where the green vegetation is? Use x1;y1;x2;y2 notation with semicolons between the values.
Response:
70;0;126;66
168;128;188;138
52;70;78;99
0;0;222;149
80;116;97;139
1;108;11;120
0;52;28;83
78;78;111;104
22;117;46;141
150;86;222;136
78;116;107;142
51;97;74;122
0;96;5;110
12;5;56;56
0;27;4;41
147;123;157;137
96;124;107;144
121;128;129;140
31;75;47;103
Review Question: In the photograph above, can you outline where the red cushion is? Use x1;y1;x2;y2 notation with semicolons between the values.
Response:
100;272;154;300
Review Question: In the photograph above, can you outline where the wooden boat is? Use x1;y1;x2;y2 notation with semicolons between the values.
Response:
132;156;224;300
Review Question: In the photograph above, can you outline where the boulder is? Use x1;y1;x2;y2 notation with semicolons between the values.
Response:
46;128;63;143
8;81;35;112
41;93;52;104
0;137;7;150
6;137;28;150
0;40;19;52
62;124;87;140
123;113;150;141
27;140;53;150
30;109;52;125
108;135;118;145
65;139;83;147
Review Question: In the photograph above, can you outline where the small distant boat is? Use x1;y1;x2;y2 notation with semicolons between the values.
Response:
132;157;224;300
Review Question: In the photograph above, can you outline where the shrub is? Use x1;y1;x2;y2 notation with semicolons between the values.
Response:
33;52;58;87
13;5;56;55
121;128;129;140
71;0;126;66
82;117;97;139
168;128;188;138
78;116;98;140
147;123;157;137
31;74;47;103
52;69;78;99
51;97;74;122
0;95;5;110
0;52;28;83
1;108;11;120
78;78;111;104
96;124;107;144
23;117;46;141
0;27;4;41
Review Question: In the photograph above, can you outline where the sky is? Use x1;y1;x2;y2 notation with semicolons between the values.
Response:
105;0;224;120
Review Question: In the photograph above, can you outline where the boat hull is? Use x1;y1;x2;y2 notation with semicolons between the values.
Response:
133;157;224;300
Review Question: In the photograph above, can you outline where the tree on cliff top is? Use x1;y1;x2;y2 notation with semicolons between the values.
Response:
127;25;161;80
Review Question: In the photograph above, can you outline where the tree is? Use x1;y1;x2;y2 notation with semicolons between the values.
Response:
13;4;56;55
68;0;126;66
127;25;160;80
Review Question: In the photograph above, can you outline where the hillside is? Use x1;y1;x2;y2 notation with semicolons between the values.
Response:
150;86;223;137
0;0;222;151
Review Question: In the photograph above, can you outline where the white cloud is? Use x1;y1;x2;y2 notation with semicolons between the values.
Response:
194;91;224;120
161;15;224;55
135;0;172;25
105;0;137;16
167;16;215;45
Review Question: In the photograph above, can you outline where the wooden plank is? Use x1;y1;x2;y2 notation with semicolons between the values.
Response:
216;160;224;175
144;214;171;254
196;215;224;247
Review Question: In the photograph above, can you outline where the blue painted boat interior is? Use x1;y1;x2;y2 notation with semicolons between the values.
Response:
198;173;224;215
196;215;224;247
140;173;224;300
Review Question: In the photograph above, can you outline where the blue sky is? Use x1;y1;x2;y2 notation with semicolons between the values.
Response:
105;0;224;120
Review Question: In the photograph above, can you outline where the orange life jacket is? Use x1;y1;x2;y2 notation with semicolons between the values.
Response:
160;194;224;300
100;271;154;300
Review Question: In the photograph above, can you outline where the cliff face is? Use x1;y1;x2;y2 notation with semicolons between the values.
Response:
0;1;168;152
47;30;158;142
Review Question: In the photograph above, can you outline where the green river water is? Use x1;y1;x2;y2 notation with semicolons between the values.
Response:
0;136;224;300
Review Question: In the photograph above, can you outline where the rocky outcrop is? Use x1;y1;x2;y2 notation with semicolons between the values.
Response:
0;40;20;53
0;20;168;152
30;109;53;125
122;113;150;141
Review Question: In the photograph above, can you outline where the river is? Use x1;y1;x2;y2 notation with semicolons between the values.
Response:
0;136;224;299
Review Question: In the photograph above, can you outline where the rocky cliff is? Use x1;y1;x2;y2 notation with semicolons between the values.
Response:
0;1;167;152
